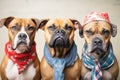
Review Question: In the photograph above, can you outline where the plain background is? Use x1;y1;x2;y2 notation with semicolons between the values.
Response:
0;0;120;79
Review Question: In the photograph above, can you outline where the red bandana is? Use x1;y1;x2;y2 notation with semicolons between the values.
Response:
5;42;36;74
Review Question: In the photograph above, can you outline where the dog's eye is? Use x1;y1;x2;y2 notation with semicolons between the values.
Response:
65;24;73;31
11;26;19;31
102;29;110;35
27;26;35;31
85;30;94;35
48;26;56;31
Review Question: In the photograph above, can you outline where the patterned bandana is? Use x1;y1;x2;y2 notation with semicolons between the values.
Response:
44;42;78;80
82;42;114;80
5;42;36;74
82;12;112;27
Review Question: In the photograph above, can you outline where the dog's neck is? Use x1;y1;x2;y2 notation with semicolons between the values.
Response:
49;47;70;58
5;42;36;74
84;42;113;61
49;45;71;58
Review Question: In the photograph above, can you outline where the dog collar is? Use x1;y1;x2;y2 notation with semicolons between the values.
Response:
44;41;78;80
5;42;36;74
82;42;114;80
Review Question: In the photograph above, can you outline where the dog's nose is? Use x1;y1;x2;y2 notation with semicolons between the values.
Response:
18;33;27;40
56;29;65;35
93;38;102;46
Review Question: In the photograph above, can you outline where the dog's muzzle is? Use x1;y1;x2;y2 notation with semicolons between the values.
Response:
93;37;102;47
13;32;30;50
17;33;27;45
49;29;70;48
91;37;105;53
18;33;27;41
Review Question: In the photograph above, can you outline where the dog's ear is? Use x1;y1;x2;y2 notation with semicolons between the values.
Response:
0;16;14;28
79;27;83;38
31;18;41;30
70;19;81;30
70;19;83;38
38;19;49;30
111;24;117;37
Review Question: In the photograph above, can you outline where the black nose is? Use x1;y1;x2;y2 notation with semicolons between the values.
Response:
93;38;102;46
18;33;27;40
55;29;65;35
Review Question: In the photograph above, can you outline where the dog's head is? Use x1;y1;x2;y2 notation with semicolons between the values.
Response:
39;18;81;57
0;16;40;53
79;20;117;59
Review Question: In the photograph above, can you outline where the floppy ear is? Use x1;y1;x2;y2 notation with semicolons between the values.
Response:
70;19;83;38
79;27;83;38
0;16;14;28
111;24;117;37
70;19;81;29
38;19;49;30
31;18;41;30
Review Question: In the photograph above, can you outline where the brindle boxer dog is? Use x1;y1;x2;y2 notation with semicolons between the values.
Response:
0;17;41;80
79;12;119;80
39;19;81;80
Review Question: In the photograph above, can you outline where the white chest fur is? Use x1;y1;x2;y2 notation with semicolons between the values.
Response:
6;59;36;80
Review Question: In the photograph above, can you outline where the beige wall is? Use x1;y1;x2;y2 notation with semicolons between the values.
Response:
0;0;120;79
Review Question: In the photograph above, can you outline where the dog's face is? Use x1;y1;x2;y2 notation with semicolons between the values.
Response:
80;21;117;59
39;19;80;57
0;17;39;53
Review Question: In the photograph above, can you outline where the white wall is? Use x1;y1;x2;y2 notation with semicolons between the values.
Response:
0;0;120;79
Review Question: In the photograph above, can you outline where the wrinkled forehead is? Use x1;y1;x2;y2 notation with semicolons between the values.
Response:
8;18;36;28
46;19;74;27
84;21;111;31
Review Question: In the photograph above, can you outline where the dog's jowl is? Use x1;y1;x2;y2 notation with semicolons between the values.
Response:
39;19;81;80
0;17;41;80
80;12;119;80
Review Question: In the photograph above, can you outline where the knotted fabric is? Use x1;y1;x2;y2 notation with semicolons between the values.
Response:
5;42;36;74
44;42;78;80
82;42;114;80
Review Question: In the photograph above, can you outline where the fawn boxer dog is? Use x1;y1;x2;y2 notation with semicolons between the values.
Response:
79;12;119;80
0;17;41;80
39;19;81;80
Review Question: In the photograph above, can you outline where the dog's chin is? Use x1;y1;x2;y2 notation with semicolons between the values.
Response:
13;42;29;53
49;37;70;48
90;46;106;59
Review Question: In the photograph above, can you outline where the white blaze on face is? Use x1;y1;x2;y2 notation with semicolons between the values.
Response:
13;27;30;50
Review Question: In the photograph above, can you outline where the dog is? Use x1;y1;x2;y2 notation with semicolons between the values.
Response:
79;12;119;80
39;19;81;80
0;17;41;80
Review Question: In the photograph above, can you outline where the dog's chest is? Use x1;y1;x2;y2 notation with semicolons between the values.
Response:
6;59;36;80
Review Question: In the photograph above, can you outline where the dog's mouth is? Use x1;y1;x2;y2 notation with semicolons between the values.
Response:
90;45;107;58
49;36;70;48
91;45;105;53
13;40;29;53
54;37;64;47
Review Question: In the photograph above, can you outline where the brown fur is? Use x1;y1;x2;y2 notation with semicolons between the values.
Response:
0;17;41;80
41;56;81;80
0;55;41;80
40;19;81;80
80;21;119;80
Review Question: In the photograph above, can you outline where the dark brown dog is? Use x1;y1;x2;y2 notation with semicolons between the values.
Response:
39;19;81;80
0;17;41;80
79;20;119;80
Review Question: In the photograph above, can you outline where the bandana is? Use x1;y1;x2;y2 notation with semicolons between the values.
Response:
44;42;78;80
5;42;36;74
82;12;112;27
82;42;114;80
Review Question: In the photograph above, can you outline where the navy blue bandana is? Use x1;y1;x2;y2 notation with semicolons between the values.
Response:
44;42;78;80
82;42;114;80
